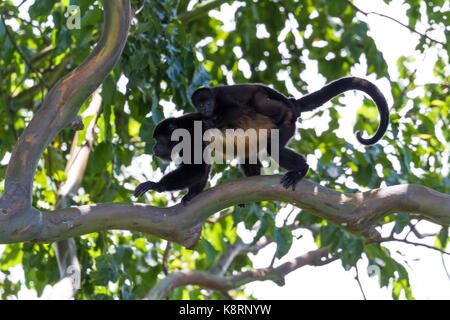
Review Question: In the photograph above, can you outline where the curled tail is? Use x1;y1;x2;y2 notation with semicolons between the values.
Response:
290;77;390;145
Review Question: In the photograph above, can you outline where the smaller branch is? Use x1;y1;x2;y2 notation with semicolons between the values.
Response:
346;0;445;46
381;237;450;255
441;255;450;281
283;207;297;227
145;248;331;300
209;242;248;276
354;265;367;300
407;222;437;239
209;238;271;276
205;208;233;224
162;241;171;276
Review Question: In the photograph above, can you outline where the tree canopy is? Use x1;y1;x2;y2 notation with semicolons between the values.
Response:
0;0;448;300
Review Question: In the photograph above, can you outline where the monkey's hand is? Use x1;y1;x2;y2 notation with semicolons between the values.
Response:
280;166;309;191
134;181;162;197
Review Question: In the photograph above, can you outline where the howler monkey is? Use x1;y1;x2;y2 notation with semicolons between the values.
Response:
134;77;389;203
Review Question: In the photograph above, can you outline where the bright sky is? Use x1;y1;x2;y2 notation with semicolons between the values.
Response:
0;0;448;300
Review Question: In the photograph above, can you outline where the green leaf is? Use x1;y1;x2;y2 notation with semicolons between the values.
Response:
274;227;293;259
202;238;216;263
29;0;58;19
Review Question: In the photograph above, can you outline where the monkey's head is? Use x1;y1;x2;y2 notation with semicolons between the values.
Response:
191;88;215;117
152;118;179;162
152;113;204;162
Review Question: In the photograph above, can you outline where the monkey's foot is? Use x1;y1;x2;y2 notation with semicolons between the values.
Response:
134;181;159;197
280;167;309;191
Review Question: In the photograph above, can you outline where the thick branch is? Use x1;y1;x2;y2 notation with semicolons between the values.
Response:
145;248;331;300
0;177;447;250
0;0;131;218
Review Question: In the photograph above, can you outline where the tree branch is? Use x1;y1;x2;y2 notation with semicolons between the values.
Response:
162;241;172;276
50;90;103;299
0;175;447;251
144;248;331;300
0;0;131;218
380;237;449;255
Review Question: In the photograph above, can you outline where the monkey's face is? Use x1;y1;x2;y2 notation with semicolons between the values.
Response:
191;88;215;117
152;120;178;162
152;136;172;161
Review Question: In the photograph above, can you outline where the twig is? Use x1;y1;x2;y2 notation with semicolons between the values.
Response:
346;0;445;46
381;237;450;255
269;250;277;268
283;206;297;227
407;222;437;239
145;248;331;299
205;208;234;224
441;255;450;281
162;241;171;275
354;265;367;300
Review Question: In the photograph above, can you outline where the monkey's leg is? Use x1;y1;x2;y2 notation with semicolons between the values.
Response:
269;146;309;190
181;165;211;205
134;164;209;197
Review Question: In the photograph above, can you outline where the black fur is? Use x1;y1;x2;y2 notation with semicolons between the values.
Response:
191;84;296;128
134;113;269;204
291;77;390;145
135;77;390;202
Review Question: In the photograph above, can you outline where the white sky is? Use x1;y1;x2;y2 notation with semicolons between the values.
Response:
0;0;448;300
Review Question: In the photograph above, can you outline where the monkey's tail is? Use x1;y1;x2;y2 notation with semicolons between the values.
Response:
291;77;390;145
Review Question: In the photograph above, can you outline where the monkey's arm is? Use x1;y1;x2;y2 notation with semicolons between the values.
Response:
181;166;210;205
134;164;210;197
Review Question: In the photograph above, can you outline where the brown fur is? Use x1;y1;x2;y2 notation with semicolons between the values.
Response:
205;109;277;159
